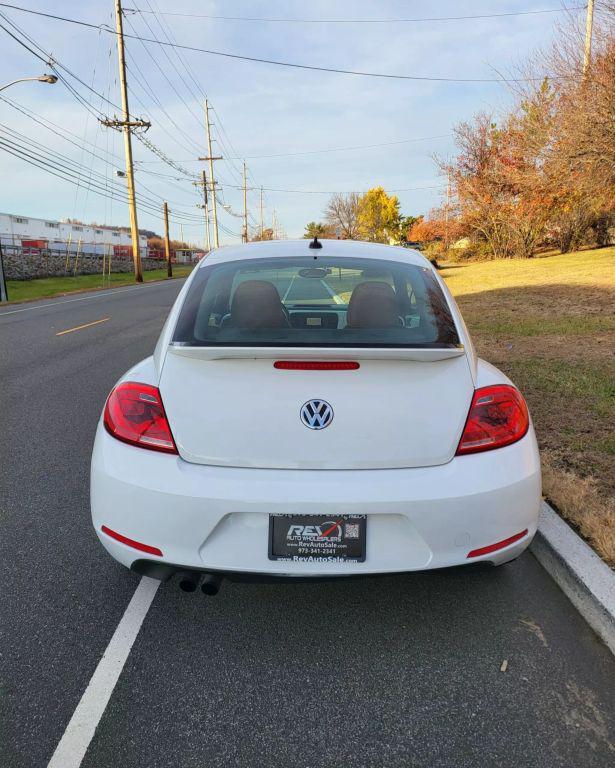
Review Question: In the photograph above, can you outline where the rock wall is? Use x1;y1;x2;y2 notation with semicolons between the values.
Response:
2;250;164;280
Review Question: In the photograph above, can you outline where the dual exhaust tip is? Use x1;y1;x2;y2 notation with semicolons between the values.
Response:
178;571;222;596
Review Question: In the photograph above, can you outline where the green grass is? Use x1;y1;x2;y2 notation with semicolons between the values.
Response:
502;359;615;420
6;265;194;303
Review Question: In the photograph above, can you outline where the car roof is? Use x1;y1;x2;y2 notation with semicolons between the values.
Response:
200;239;429;268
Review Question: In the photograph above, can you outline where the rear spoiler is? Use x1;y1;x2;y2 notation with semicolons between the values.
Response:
167;344;465;363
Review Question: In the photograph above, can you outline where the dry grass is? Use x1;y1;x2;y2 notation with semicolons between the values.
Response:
443;246;615;566
542;452;615;568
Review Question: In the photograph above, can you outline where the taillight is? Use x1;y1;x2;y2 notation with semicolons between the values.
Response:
103;381;178;454
274;361;360;370
456;384;529;455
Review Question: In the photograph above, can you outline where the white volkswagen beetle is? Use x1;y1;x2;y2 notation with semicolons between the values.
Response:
91;239;541;594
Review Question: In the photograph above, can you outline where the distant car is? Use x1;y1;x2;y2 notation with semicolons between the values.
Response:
91;239;541;594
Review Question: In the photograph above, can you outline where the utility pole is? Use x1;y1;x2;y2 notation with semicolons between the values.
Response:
445;171;451;249
583;0;595;75
242;161;248;243
260;186;264;239
201;170;211;251
199;100;222;248
163;201;172;278
272;209;278;240
0;240;8;302
192;172;212;252
101;0;150;282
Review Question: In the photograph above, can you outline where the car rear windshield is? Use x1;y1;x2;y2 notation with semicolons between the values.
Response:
172;256;460;348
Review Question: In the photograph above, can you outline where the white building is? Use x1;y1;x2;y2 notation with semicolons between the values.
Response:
0;212;147;256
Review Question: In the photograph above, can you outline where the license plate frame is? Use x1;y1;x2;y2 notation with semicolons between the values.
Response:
268;514;367;563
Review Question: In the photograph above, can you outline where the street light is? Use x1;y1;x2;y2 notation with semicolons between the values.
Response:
0;73;57;300
0;74;58;93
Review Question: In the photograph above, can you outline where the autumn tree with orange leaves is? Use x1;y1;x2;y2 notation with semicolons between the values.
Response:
430;10;614;260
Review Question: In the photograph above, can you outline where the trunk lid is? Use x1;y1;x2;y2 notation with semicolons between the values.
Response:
159;346;473;470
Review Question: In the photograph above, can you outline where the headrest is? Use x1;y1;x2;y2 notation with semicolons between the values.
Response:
230;280;289;329
346;281;399;328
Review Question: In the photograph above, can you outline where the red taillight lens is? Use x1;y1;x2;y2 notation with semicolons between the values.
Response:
456;384;529;455
103;381;178;454
274;361;360;370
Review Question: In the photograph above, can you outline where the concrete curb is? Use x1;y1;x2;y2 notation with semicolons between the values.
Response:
530;501;615;655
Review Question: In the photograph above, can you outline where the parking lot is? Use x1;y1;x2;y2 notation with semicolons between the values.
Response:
1;280;614;768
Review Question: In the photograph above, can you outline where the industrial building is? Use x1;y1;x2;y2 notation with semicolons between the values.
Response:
0;212;148;257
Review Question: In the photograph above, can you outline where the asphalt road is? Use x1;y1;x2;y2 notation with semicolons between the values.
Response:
1;279;614;768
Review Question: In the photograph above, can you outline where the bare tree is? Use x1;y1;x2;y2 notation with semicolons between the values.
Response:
324;192;360;239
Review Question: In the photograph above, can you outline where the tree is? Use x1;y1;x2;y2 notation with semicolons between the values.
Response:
324;192;360;239
356;187;402;243
303;221;335;239
397;215;420;243
251;227;275;241
408;215;443;244
147;236;191;252
437;10;615;260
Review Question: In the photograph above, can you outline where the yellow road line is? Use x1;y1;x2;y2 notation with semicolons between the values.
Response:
55;317;110;336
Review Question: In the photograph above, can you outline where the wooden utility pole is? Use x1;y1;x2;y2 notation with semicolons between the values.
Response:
445;171;451;249
192;172;212;252
242;161;248;243
0;241;8;302
201;170;211;252
103;0;150;282
199;100;221;248
260;186;264;239
163;201;172;278
583;0;595;75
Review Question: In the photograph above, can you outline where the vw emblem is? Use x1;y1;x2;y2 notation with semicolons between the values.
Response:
300;399;333;430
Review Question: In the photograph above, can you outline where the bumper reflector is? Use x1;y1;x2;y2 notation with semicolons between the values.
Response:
101;525;163;557
466;529;528;559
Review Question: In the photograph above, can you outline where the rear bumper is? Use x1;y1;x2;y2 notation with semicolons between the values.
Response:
90;424;541;577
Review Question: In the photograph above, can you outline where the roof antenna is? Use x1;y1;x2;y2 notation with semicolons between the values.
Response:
309;236;322;250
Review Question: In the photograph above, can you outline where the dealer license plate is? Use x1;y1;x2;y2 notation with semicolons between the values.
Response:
268;514;366;563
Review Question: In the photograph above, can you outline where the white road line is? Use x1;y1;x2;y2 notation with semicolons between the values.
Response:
47;576;160;768
282;274;296;303
0;280;178;318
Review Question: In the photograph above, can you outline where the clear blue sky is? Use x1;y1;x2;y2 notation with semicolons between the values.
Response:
0;1;583;245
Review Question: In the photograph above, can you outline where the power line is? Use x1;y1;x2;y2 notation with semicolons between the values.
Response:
0;8;241;227
125;3;251;198
132;0;250;190
2;93;445;203
0;95;123;166
124;56;203;157
1;95;200;208
0;16;47;63
124;6;204;133
0;129;203;218
1;14;207;185
236;134;452;160
0;4;561;83
127;6;585;24
218;183;445;195
112;131;453;164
